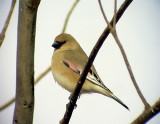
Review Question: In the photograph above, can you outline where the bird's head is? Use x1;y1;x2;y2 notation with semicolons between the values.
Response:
52;33;80;51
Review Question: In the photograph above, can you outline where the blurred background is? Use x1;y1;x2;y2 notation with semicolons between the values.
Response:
0;0;160;123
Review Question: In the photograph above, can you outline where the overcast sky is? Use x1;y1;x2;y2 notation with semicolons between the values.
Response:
0;0;160;124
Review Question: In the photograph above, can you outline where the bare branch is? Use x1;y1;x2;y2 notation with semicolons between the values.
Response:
13;0;40;123
0;98;15;111
113;0;117;30
0;66;51;111
98;0;150;109
0;0;16;47
62;0;80;33
34;66;51;84
131;98;160;124
112;32;150;109
60;0;133;123
98;0;114;32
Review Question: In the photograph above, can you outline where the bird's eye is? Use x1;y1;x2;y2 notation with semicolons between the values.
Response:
62;41;66;44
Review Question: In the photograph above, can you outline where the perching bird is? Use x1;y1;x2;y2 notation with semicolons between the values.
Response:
51;33;129;110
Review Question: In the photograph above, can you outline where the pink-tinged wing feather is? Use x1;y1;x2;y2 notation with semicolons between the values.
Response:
63;60;92;76
63;60;82;74
62;60;111;92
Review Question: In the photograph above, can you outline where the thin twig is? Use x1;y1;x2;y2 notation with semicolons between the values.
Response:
98;0;150;109
62;0;80;33
34;66;51;84
131;98;160;124
60;0;133;123
112;32;150;109
98;0;113;32
113;0;117;30
0;98;15;111
0;0;17;47
0;66;51;111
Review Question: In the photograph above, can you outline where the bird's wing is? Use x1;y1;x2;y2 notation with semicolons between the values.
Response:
62;58;111;92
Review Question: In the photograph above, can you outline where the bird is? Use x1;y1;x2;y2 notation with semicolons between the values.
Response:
51;33;129;110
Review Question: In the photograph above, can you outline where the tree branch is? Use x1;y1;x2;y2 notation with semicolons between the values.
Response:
0;0;17;47
98;0;150;109
98;0;113;32
112;32;150;109
13;0;40;123
0;66;51;111
34;66;51;84
62;0;79;33
113;0;117;30
0;98;15;111
131;98;160;124
60;0;133;123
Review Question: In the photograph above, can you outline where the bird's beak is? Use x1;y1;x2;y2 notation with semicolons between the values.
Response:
52;41;61;49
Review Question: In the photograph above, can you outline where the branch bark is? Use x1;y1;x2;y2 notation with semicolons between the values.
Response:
60;0;133;123
13;0;40;124
131;98;160;124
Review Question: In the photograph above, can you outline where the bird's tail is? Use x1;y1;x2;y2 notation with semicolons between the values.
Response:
109;93;129;110
92;83;129;110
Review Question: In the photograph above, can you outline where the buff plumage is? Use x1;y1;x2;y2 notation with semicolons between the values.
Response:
51;33;129;110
